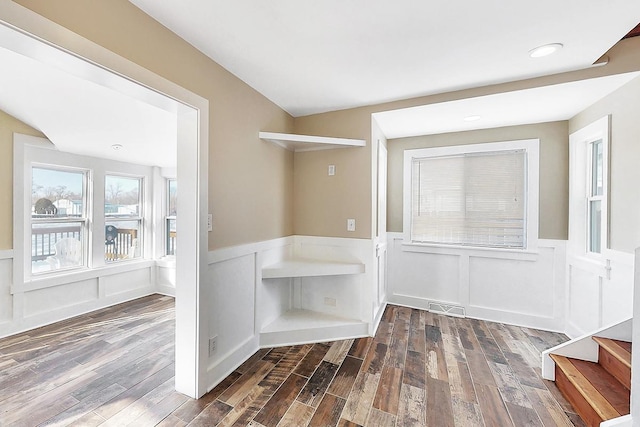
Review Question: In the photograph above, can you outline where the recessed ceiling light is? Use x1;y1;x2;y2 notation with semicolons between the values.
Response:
111;144;123;150
529;43;563;58
464;115;481;122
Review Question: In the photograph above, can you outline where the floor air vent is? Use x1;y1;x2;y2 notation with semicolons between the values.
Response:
428;302;465;317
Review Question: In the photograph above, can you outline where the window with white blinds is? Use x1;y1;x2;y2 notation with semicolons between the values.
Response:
403;139;539;250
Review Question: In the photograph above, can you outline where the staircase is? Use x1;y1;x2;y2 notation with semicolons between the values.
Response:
550;337;631;427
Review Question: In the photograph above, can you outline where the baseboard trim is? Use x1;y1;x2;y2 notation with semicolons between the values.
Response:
388;294;563;332
155;284;176;297
0;287;157;339
206;335;259;393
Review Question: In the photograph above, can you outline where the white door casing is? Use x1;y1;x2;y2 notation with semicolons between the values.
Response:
376;142;388;308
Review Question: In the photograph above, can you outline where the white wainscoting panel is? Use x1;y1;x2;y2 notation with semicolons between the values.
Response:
566;249;635;338
204;237;292;391
387;233;566;331
204;235;376;391
24;279;99;317
103;267;152;297
390;250;460;305
631;248;640;423
156;257;176;297
468;248;556;317
0;253;159;338
0;257;12;323
208;253;257;363
602;252;634;326
567;265;601;337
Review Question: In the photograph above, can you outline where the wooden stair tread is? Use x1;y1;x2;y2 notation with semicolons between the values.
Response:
592;337;631;368
615;340;632;354
569;358;630;414
549;354;627;421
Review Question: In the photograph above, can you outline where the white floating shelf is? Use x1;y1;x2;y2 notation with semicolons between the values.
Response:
262;309;362;333
262;258;365;279
260;309;368;347
259;132;366;152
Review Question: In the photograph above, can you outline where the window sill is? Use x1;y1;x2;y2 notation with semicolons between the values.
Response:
156;256;176;268
15;259;156;293
400;241;539;261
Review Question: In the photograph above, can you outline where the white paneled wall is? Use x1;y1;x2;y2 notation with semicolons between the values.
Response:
387;233;567;331
566;249;635;338
156;258;177;296
2;231;635;397
0;251;13;324
205;250;261;387
203;235;374;392
631;248;640;423
0;254;156;338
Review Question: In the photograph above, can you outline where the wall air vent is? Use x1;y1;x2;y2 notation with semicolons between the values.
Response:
428;302;466;318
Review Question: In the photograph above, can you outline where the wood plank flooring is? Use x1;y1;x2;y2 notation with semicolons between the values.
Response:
0;295;587;426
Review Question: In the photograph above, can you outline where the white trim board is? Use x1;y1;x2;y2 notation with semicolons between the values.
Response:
0;4;209;398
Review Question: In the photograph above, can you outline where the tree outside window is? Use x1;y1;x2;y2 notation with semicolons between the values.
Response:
31;166;87;273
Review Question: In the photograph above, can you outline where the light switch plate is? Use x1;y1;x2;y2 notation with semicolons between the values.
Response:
347;218;356;232
328;164;336;176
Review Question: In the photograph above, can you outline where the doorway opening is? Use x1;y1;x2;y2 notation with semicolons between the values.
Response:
0;9;208;398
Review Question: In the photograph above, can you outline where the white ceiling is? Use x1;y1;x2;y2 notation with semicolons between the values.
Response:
0;25;178;168
0;3;639;165
129;0;640;117
374;72;640;139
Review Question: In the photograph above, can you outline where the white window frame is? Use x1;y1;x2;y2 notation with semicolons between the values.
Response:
569;115;609;259
403;139;539;252
30;164;91;275
587;140;604;254
13;134;154;291
104;173;144;262
165;178;177;256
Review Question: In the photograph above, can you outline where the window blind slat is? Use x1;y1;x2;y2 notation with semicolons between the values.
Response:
411;150;526;248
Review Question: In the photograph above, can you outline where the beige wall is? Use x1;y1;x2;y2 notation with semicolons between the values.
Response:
386;122;569;240
0;110;45;250
570;75;640;253
293;109;373;238
12;0;294;250
9;0;640;247
293;37;640;240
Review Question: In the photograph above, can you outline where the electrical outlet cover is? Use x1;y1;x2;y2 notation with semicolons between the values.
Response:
208;336;217;355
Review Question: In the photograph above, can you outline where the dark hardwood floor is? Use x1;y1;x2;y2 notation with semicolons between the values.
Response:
0;294;586;426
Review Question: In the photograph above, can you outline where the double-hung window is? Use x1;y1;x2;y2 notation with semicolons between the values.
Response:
18;136;153;283
569;115;609;257
587;139;604;253
31;166;89;274
104;175;143;262
403;139;539;250
166;179;177;256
